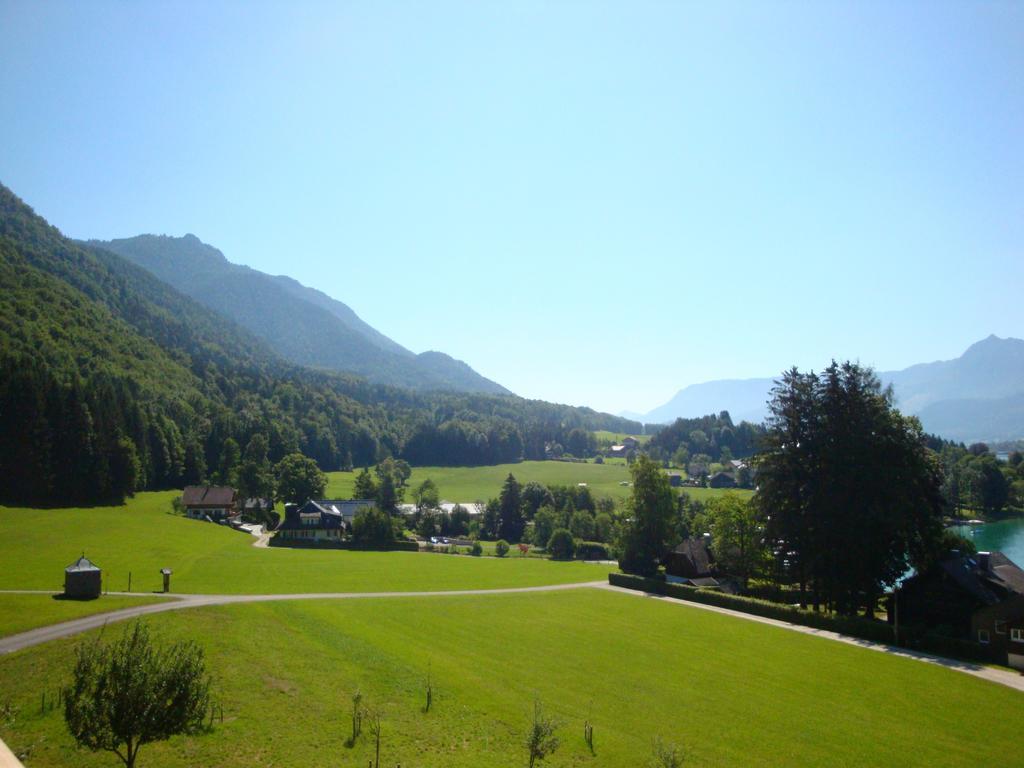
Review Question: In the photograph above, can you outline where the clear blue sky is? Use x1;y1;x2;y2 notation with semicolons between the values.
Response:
2;1;1021;416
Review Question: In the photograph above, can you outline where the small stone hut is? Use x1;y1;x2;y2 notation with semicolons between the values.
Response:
64;556;101;598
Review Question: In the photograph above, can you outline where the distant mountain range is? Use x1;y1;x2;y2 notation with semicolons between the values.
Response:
90;234;509;395
628;335;1024;443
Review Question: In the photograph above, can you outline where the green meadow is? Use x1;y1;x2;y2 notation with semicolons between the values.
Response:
1;589;1019;767
0;493;613;596
592;430;652;444
326;460;752;504
0;594;166;638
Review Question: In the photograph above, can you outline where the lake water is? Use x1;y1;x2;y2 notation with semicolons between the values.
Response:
954;518;1024;567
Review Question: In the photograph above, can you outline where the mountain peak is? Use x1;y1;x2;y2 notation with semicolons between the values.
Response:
92;234;511;395
961;334;1024;361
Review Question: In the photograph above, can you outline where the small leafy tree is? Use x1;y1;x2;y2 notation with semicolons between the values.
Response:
351;506;395;549
526;698;559;768
547;529;575;560
353;467;378;500
64;621;211;768
346;689;363;746
423;664;433;713
651;736;684;767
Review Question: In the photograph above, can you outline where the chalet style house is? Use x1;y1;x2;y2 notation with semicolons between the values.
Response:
664;536;721;588
708;471;737;489
276;499;375;543
182;486;239;522
895;550;1024;670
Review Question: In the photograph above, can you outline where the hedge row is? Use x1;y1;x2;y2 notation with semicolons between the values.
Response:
574;541;611;561
608;573;894;644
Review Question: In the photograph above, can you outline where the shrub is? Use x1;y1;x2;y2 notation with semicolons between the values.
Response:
494;539;510;558
547;529;575;560
350;506;395;550
594;456;604;464
470;541;483;557
574;541;609;561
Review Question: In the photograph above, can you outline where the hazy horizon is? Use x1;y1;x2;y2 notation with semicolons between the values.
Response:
2;1;1022;414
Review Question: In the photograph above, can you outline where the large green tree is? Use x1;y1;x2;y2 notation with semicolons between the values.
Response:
705;493;768;589
618;454;676;577
273;452;327;503
758;363;944;616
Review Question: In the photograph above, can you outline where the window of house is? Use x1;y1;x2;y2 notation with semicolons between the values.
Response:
995;620;1007;635
978;629;990;644
1012;628;1024;643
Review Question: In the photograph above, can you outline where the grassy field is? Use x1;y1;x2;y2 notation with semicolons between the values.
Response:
326;460;753;504
0;589;1019;767
0;493;613;595
592;430;652;444
0;594;168;638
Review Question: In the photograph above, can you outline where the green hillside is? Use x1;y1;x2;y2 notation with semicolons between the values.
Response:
327;461;754;503
0;183;640;506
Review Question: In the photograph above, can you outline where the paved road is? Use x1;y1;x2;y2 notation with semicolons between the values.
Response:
0;581;606;655
598;583;1024;694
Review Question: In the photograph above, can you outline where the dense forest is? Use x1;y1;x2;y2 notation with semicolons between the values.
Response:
0;184;639;506
644;411;765;465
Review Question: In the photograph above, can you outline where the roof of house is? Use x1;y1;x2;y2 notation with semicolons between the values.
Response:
936;551;1024;606
65;556;100;573
182;486;237;507
398;502;481;515
666;537;713;578
278;499;375;530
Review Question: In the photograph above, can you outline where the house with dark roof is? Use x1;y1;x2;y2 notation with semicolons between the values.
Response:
708;471;736;489
664;536;721;588
276;499;375;543
182;486;238;523
894;550;1024;670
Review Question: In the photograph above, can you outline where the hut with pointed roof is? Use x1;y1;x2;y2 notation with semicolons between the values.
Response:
64;556;101;598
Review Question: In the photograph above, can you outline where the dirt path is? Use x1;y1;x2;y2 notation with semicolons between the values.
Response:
0;581;607;655
598;583;1024;694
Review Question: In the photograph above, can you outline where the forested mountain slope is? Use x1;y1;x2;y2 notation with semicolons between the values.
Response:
92;234;509;395
0;184;638;506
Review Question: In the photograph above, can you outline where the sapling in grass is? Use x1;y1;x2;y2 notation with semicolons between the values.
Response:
525;698;559;768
